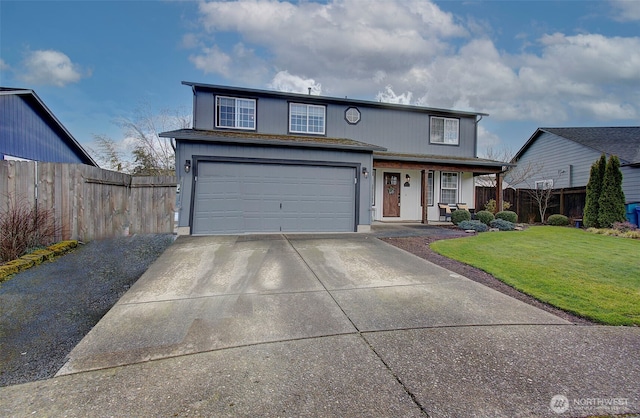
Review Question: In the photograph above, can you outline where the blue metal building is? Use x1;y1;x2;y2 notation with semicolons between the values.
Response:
0;88;96;165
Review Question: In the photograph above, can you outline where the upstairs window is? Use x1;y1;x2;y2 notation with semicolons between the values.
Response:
216;96;256;130
290;103;325;134
430;117;459;145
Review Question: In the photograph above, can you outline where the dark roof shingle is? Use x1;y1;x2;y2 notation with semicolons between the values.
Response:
541;127;640;164
160;128;386;152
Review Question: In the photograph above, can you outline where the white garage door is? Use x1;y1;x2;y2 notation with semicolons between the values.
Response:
192;162;356;234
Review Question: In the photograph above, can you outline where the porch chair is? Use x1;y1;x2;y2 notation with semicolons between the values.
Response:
438;203;452;222
456;203;476;219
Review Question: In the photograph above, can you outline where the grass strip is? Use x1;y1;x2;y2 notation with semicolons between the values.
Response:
430;226;640;325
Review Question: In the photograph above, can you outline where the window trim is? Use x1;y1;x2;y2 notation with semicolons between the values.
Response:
440;171;459;205
535;179;554;190
430;116;459;145
345;107;361;125
289;103;326;135
215;96;256;130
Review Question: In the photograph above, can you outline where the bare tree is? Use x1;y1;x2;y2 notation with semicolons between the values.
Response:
88;134;132;173
476;145;514;189
508;162;564;222
89;104;191;175
527;177;555;222
476;145;538;211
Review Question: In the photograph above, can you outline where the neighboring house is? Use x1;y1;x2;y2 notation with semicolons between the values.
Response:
0;87;96;165
507;127;640;219
161;82;505;235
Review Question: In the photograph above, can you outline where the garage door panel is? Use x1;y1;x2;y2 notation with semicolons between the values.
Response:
193;162;356;234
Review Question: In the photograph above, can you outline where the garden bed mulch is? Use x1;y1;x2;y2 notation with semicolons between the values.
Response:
380;234;596;326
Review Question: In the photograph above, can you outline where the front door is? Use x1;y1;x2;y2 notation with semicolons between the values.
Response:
383;172;400;217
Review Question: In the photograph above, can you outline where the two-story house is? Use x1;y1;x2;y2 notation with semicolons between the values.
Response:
161;82;505;235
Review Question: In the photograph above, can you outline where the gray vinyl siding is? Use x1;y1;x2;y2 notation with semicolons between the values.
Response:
192;90;478;158
508;132;602;189
175;141;372;229
0;95;87;163
193;91;214;130
622;167;640;203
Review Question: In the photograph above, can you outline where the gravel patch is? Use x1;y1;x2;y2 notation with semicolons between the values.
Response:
0;234;175;387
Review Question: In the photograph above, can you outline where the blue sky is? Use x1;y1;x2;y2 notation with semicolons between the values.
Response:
1;0;639;160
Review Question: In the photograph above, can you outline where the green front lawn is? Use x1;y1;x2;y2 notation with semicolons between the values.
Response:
430;226;640;325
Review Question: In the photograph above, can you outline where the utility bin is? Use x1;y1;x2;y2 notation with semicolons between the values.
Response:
628;202;640;227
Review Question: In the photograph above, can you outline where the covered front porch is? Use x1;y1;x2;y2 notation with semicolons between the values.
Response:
371;152;508;224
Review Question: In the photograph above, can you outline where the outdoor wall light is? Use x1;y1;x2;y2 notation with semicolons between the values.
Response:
362;167;369;179
184;159;191;173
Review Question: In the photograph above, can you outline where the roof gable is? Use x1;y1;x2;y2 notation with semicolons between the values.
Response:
514;127;640;165
0;88;97;166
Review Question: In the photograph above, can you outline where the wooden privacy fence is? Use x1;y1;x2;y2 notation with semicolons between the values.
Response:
0;161;176;241
475;186;586;223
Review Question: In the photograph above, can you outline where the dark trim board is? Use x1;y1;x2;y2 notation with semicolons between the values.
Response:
188;155;362;234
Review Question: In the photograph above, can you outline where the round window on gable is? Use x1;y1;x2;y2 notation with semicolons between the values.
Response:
345;107;361;125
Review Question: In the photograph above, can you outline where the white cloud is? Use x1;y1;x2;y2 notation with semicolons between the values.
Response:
189;45;232;76
610;0;640;21
477;125;502;153
570;100;637;120
375;85;413;105
19;50;87;87
194;0;467;93
0;59;9;71
190;0;640;132
268;71;322;95
189;42;270;84
181;33;200;49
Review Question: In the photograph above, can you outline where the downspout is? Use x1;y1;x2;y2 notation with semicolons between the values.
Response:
474;115;484;159
34;161;38;231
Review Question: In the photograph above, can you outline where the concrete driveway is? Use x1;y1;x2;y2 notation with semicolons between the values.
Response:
2;234;639;417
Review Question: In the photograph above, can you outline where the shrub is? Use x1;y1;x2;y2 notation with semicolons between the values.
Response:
451;209;471;225
458;220;488;232
484;199;497;214
0;195;58;262
495;210;518;223
621;230;640;239
484;199;512;214
612;221;638;232
475;210;495;225
490;219;516;231
547;214;569;226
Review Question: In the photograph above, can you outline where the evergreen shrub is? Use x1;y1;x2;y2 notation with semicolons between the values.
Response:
495;211;518;223
458;220;488;232
451;209;471;225
475;210;495;225
547;214;569;226
490;219;516;231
